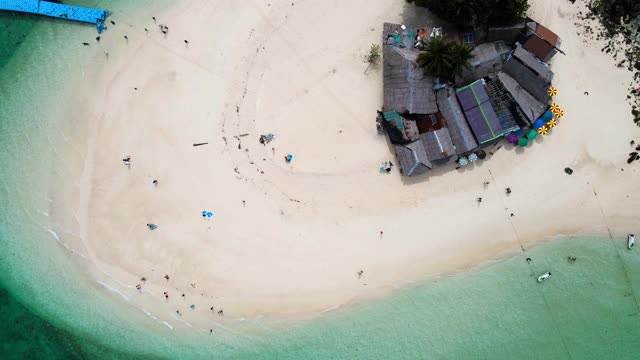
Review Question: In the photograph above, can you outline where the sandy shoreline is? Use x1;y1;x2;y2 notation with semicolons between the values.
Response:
42;0;640;330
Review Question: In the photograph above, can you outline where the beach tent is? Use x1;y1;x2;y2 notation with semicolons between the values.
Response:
527;129;538;140
517;137;528;147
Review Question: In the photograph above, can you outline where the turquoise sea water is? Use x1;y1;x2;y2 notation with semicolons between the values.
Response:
2;3;640;359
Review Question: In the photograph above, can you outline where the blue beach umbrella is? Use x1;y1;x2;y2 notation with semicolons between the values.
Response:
533;119;545;129
541;110;553;122
206;212;213;218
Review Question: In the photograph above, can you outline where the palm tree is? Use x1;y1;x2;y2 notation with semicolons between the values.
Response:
416;36;452;78
448;41;475;77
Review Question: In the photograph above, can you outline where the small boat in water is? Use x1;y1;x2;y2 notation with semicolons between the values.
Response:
537;272;552;283
629;234;635;250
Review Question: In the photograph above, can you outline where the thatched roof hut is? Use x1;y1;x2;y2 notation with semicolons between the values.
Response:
383;45;438;114
496;71;546;124
503;52;551;103
421;128;456;162
394;141;432;176
458;41;512;86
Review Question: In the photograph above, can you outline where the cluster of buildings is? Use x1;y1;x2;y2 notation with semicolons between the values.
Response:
380;19;562;176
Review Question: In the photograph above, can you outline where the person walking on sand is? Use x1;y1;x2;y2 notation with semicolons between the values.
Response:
123;156;131;167
147;223;158;230
152;179;158;186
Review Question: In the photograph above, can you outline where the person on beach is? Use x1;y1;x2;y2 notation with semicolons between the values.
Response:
123;156;131;167
153;179;158;186
477;197;482;203
164;274;170;281
505;187;512;195
147;223;158;230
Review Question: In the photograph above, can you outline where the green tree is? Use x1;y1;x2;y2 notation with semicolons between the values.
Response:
407;0;528;26
416;36;452;78
416;36;475;80
448;41;474;76
367;44;381;64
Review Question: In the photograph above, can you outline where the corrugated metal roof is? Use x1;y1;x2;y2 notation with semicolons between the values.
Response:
437;88;478;153
421;128;456;161
496;72;546;123
523;35;555;63
513;44;553;82
456;80;504;144
503;56;550;103
535;23;559;46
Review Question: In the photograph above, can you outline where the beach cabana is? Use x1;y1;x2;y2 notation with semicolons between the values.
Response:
456;80;505;144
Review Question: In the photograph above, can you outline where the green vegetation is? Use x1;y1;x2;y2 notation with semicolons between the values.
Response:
416;36;474;79
367;43;381;64
406;0;529;26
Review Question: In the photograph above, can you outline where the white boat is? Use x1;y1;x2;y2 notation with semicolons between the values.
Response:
537;272;552;283
629;234;635;250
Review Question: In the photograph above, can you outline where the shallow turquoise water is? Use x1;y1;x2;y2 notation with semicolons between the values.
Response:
2;2;640;359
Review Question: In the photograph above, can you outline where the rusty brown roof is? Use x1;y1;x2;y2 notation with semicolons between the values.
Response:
523;35;555;63
535;23;559;46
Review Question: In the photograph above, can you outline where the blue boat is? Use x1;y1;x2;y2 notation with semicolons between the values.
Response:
0;0;108;32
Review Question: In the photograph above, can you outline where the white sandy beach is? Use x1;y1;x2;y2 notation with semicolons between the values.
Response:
46;0;640;329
